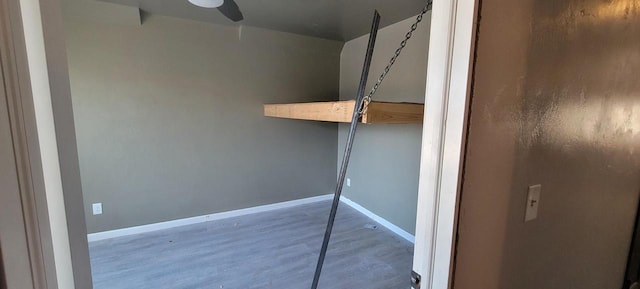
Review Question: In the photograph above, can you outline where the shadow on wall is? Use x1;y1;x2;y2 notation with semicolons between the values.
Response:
0;247;6;289
499;0;640;288
456;0;640;289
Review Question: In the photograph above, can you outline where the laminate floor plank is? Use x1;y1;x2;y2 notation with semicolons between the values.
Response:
89;200;414;289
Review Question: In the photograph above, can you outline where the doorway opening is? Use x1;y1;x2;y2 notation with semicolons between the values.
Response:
61;0;433;287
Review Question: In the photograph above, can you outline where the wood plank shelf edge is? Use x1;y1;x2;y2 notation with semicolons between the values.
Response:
264;100;424;124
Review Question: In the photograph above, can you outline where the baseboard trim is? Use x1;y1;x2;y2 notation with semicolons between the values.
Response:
87;194;415;244
87;194;334;242
339;196;416;244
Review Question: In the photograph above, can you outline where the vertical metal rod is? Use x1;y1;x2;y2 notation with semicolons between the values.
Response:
310;11;381;289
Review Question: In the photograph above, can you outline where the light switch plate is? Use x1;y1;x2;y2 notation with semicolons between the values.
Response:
93;203;103;215
524;185;541;222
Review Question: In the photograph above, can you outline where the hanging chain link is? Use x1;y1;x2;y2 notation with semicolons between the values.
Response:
358;1;433;115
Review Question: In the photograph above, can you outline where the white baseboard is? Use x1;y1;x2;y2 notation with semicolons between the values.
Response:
339;196;416;244
87;194;415;244
87;194;334;242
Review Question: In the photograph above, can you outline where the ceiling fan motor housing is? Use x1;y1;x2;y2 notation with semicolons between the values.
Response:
188;0;224;9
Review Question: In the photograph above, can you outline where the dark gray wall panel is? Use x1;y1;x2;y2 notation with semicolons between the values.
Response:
338;14;431;235
64;6;342;233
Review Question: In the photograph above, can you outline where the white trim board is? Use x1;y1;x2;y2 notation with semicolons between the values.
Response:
87;194;333;242
340;196;415;244
412;0;478;287
87;194;416;244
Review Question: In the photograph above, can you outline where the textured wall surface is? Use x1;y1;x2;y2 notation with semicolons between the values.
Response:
64;1;342;233
338;14;430;235
454;0;640;288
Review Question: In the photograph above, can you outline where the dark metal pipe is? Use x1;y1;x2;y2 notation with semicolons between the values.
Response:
310;10;381;289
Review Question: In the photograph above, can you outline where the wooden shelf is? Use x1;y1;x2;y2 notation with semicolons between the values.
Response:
264;100;424;124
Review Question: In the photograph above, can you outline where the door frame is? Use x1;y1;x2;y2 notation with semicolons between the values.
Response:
1;0;92;288
412;0;478;288
5;0;481;288
0;0;57;287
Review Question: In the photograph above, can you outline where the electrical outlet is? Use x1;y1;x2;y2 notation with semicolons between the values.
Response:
346;178;351;187
93;203;103;215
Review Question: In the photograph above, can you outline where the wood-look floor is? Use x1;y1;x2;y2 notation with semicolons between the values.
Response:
89;200;414;289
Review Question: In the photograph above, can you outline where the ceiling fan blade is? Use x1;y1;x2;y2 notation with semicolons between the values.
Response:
217;0;244;22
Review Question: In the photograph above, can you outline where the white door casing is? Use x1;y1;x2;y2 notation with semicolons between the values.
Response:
412;0;479;288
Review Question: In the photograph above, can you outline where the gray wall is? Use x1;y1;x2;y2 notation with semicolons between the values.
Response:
338;14;430;235
0;54;36;289
63;0;342;233
454;0;640;288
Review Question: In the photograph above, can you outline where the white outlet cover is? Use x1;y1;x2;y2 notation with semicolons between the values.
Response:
93;203;103;215
346;178;351;187
524;185;541;222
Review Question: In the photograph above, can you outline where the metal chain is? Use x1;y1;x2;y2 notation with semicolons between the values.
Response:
358;1;433;114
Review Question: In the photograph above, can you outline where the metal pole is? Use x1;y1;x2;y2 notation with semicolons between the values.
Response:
310;11;381;289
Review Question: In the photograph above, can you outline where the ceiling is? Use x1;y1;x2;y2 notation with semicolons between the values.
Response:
97;0;428;41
